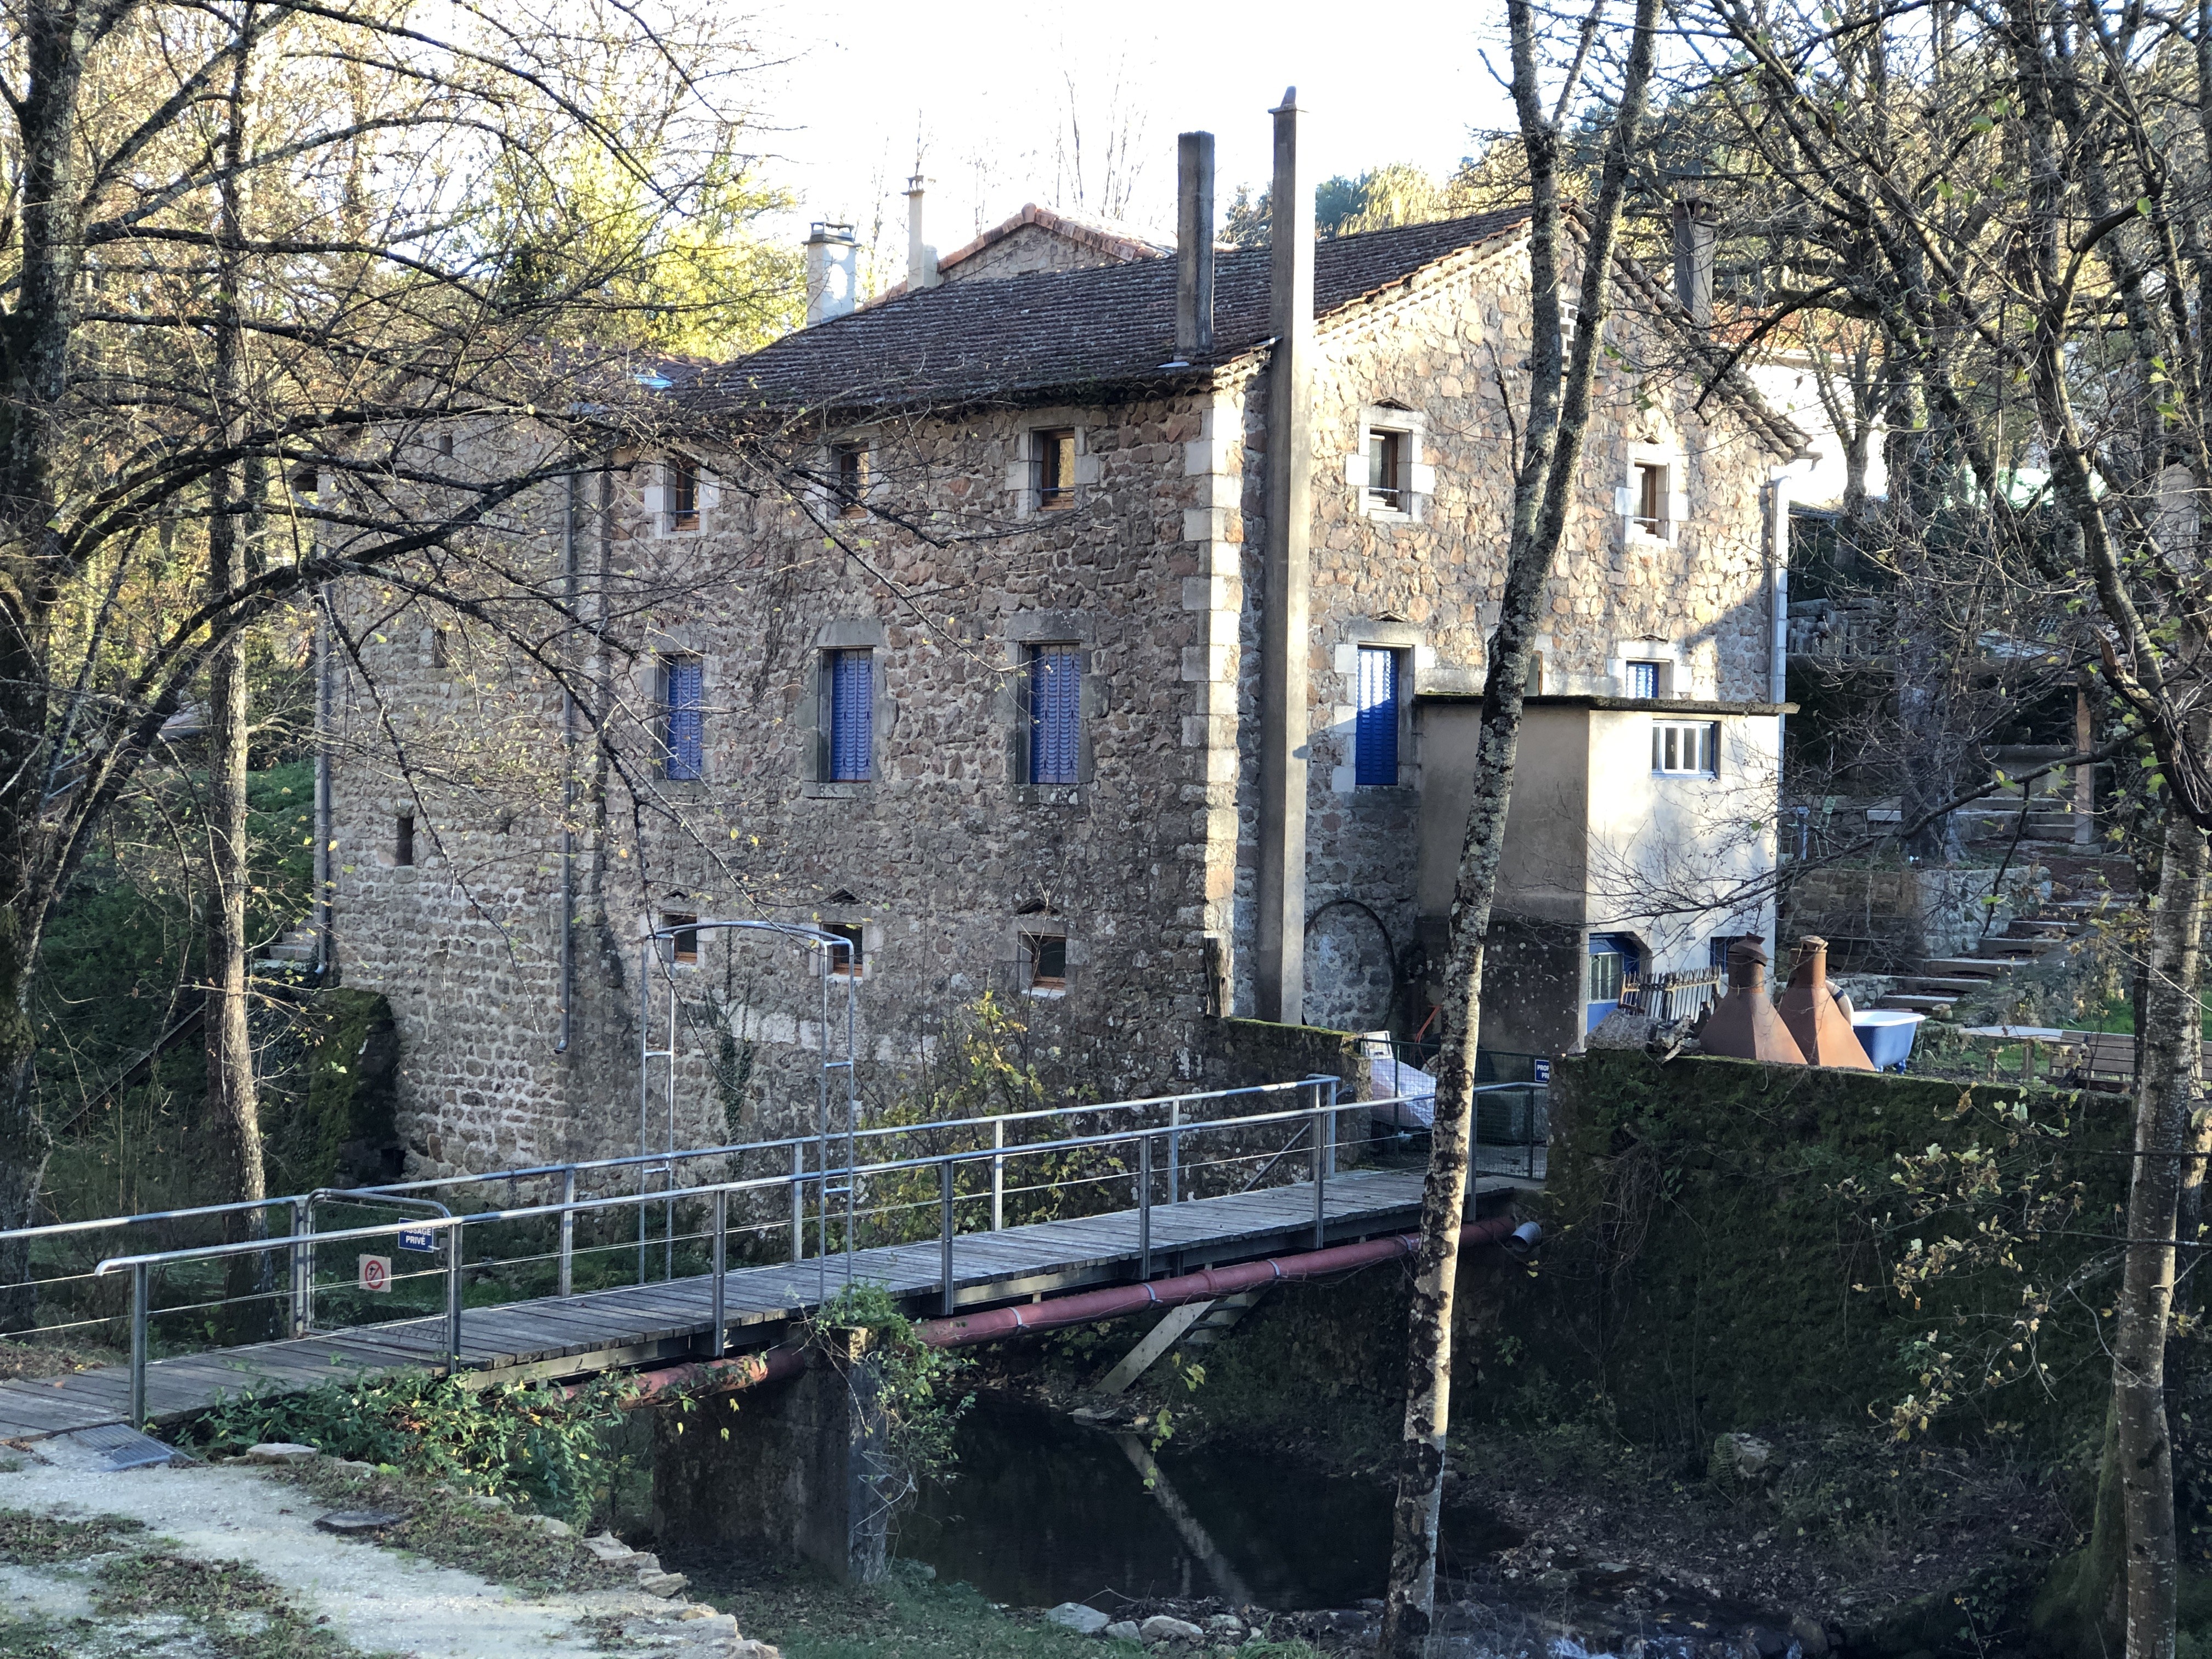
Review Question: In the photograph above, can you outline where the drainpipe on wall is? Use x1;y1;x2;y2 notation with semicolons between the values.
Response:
1256;89;1315;1025
1768;472;1792;955
556;467;579;1055
312;581;333;978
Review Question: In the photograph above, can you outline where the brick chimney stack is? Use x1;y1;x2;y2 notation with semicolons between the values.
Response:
1256;89;1315;1024
1172;132;1215;362
804;223;859;326
905;176;939;291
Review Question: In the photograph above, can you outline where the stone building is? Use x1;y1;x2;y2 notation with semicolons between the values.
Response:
323;103;1805;1178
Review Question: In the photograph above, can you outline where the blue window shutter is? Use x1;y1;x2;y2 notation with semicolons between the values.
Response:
1627;661;1660;699
1028;646;1081;785
829;651;872;780
1355;648;1399;786
664;660;703;781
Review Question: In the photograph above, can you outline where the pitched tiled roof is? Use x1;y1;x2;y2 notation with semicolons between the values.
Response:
686;210;1533;416
683;207;1810;460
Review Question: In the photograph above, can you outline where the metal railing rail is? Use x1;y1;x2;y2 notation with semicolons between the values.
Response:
92;1078;1383;1427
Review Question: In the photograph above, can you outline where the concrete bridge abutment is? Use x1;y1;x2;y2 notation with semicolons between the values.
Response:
649;1341;890;1585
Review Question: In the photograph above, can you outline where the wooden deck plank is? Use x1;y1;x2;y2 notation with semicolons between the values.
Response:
0;1170;1525;1440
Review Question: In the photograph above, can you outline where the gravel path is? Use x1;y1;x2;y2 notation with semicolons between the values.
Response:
0;1453;748;1657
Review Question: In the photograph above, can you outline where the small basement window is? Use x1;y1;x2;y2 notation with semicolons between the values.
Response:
832;443;867;519
663;913;700;964
1035;429;1076;511
1633;462;1667;535
1022;930;1068;991
823;923;864;977
1652;720;1718;776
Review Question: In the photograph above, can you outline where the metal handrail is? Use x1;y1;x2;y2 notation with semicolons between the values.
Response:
94;1079;1370;1428
2;1075;1338;1246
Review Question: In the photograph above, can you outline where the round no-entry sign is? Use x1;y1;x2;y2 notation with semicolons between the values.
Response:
358;1255;391;1293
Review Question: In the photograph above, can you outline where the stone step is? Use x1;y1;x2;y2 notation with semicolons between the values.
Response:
262;941;315;962
1979;935;2064;956
1879;994;1957;1012
2011;918;2079;936
1919;958;2016;978
1899;977;1993;995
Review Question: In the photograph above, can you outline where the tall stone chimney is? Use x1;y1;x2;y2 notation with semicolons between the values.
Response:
1671;195;1717;328
804;222;859;325
1256;89;1314;1025
1172;132;1216;362
905;176;939;291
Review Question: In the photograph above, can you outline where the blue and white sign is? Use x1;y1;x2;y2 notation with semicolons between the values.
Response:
397;1226;438;1254
1532;1059;1551;1084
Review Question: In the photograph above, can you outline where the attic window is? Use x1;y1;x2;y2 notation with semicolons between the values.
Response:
1022;929;1068;991
823;923;864;977
832;443;867;518
1633;462;1667;535
663;912;700;964
1035;430;1076;510
667;456;700;533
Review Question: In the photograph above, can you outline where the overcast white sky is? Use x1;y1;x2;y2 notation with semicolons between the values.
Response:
743;0;1516;271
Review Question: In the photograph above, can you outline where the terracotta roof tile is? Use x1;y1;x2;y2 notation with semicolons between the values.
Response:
687;210;1533;415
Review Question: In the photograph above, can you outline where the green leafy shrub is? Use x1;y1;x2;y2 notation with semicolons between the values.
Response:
812;1283;971;1498
183;1369;638;1522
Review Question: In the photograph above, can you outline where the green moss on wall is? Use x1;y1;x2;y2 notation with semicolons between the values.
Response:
1528;1050;2129;1449
272;989;400;1190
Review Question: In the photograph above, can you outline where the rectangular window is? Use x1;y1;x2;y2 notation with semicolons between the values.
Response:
1709;935;1740;971
664;912;700;965
1626;659;1662;699
1023;930;1068;990
827;650;873;781
832;443;867;518
1027;644;1082;785
1367;430;1404;510
823;923;864;976
1035;429;1076;510
431;627;449;669
663;657;704;782
1355;647;1400;786
1652;720;1719;776
667;456;700;532
437;433;454;459
1588;947;1624;1005
394;813;415;868
1634;462;1667;534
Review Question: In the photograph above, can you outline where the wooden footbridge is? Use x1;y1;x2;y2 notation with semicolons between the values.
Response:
0;1076;1545;1444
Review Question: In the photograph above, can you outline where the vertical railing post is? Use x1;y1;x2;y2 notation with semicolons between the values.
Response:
445;1218;464;1375
939;1160;956;1318
1323;1077;1340;1177
1138;1133;1153;1280
990;1118;1005;1232
1311;1088;1327;1250
130;1261;148;1429
710;1188;727;1358
289;1198;310;1338
557;1167;576;1299
1167;1100;1181;1204
791;1142;805;1263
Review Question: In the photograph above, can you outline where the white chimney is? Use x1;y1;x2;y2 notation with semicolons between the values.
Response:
905;176;939;290
805;222;860;325
1172;132;1216;362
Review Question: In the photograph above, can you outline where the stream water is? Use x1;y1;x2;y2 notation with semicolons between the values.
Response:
895;1396;1521;1612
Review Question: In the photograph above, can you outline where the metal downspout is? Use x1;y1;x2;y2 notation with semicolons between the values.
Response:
312;583;333;977
557;468;579;1053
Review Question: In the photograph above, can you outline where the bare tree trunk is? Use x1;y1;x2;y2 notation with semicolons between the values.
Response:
1376;3;1659;1651
2107;804;2203;1659
207;13;268;1312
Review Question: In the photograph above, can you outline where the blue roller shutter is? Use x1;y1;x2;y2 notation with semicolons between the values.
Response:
1028;645;1081;785
664;659;703;781
1355;647;1399;786
828;651;872;781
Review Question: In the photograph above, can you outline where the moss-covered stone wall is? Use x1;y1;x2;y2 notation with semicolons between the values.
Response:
1530;1050;2129;1448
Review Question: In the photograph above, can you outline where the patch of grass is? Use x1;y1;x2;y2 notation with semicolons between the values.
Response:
0;1615;74;1659
262;1459;628;1596
670;1556;1327;1659
0;1506;145;1563
93;1548;374;1659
